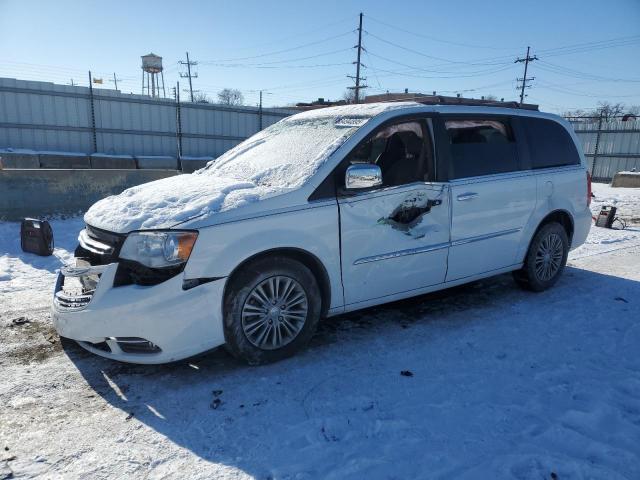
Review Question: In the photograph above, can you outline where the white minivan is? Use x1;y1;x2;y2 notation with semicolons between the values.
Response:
52;102;592;365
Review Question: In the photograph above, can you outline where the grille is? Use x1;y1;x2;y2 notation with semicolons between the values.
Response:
75;225;125;266
112;337;162;354
79;340;112;353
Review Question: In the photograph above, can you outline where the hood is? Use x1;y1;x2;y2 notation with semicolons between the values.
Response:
84;173;284;234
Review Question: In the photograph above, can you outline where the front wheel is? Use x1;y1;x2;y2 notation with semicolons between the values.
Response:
513;222;569;292
223;256;322;365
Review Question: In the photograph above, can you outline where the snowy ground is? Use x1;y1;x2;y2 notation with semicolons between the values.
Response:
1;184;640;479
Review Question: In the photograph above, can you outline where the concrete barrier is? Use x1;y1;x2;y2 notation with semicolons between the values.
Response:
0;151;40;168
611;171;640;188
180;156;214;173
39;152;91;169
0;169;179;220
136;155;178;170
90;154;136;169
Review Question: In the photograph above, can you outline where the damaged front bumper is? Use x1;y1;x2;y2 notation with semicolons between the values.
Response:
52;262;227;364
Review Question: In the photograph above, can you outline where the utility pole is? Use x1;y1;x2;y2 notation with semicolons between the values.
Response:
109;72;122;91
347;12;367;103
69;79;76;86
175;81;183;164
259;90;263;131
88;71;97;153
179;51;198;102
514;46;538;105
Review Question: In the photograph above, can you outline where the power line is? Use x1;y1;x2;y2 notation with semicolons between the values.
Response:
209;16;354;56
515;46;538;105
198;48;352;69
367;51;513;75
536;81;640;99
199;31;354;64
366;15;522;51
364;31;518;66
536;35;640;57
366;63;515;80
536;60;640;83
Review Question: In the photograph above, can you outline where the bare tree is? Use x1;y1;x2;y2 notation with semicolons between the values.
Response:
217;88;244;106
563;102;630;119
597;101;626;119
193;92;210;103
342;89;356;104
627;105;640;116
562;108;590;118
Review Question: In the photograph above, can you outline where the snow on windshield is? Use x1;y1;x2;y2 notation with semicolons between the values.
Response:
198;102;420;189
199;116;361;189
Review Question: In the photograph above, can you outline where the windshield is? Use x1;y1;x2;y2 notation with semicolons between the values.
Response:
199;115;369;190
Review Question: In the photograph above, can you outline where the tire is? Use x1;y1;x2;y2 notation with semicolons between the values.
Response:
223;256;322;365
513;222;569;292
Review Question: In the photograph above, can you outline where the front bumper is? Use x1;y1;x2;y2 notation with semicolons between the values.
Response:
52;263;227;364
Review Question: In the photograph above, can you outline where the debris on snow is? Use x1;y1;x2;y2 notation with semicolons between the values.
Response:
10;317;29;327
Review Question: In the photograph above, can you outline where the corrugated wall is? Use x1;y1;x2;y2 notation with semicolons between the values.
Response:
569;117;640;182
0;77;296;158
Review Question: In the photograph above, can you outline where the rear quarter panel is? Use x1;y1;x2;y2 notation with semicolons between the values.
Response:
515;165;591;262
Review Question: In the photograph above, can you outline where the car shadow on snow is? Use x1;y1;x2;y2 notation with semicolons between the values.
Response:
63;266;640;478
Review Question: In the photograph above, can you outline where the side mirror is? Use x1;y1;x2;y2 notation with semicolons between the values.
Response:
345;164;382;190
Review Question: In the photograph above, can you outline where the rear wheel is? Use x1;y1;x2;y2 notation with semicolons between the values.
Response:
223;256;321;365
513;222;569;292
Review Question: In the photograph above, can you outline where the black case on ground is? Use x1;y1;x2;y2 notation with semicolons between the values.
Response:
20;218;54;256
595;206;617;229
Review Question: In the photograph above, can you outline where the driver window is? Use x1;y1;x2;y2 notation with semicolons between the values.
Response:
346;120;431;187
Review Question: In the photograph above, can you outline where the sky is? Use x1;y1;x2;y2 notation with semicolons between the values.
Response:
0;0;639;113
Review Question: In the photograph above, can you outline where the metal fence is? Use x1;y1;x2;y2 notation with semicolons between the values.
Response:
0;77;296;158
566;115;640;182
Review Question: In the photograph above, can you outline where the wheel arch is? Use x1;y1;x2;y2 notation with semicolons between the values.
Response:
522;209;574;263
223;247;332;318
538;209;574;242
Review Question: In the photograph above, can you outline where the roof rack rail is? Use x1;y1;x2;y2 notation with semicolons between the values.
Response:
414;96;539;111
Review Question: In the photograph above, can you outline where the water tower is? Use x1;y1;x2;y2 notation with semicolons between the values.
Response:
141;53;165;98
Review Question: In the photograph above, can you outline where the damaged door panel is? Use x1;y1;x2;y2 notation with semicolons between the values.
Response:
378;190;443;238
339;183;450;305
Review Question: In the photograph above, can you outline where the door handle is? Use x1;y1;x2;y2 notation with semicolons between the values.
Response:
457;192;478;201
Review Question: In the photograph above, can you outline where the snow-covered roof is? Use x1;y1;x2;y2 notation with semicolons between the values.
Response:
290;101;422;120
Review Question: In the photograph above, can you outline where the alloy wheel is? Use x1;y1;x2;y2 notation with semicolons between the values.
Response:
241;275;309;350
534;233;564;282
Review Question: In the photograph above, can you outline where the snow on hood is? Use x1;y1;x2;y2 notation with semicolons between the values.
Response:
84;102;421;233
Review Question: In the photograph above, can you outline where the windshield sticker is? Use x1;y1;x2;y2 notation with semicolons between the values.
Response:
334;117;368;128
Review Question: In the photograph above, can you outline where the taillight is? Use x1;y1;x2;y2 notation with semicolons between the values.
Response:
586;171;592;206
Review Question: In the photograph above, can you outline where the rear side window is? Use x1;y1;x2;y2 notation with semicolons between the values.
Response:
521;117;581;169
445;118;519;179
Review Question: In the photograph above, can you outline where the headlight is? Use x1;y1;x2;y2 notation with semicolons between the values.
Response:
119;231;198;268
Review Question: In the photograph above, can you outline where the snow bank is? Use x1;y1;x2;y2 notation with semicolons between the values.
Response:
85;103;418;233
